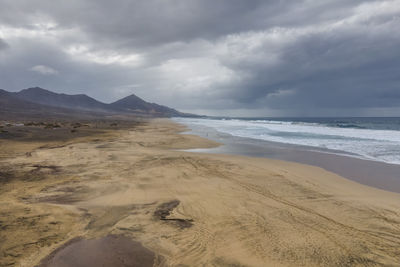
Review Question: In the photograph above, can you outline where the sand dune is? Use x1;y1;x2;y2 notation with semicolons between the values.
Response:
1;119;400;266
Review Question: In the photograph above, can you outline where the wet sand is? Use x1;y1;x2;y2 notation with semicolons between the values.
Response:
182;125;400;193
1;119;400;266
37;235;158;267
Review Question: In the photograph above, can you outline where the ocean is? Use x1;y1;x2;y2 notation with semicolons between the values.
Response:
174;117;400;165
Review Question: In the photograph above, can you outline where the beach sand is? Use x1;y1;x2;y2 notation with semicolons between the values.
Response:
1;119;400;266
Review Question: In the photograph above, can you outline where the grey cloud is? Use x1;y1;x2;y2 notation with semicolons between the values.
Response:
0;0;399;116
30;65;59;75
0;0;379;49
207;6;400;114
0;38;137;101
0;38;9;50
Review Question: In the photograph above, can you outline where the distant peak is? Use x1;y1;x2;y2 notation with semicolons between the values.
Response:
21;87;49;92
122;93;141;99
111;93;147;104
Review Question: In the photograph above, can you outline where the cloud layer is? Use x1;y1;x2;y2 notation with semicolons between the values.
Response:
0;0;399;116
30;65;58;75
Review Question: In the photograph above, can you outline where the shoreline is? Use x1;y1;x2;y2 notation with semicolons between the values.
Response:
1;118;400;266
179;120;400;193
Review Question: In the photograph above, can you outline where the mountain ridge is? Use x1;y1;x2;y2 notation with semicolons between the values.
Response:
0;88;99;120
1;87;191;118
13;87;111;112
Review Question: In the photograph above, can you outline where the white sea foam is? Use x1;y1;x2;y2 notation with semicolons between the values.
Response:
174;117;400;165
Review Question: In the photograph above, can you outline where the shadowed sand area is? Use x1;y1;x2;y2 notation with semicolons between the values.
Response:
1;119;400;266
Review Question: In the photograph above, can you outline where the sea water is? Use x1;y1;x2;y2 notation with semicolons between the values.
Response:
173;117;400;165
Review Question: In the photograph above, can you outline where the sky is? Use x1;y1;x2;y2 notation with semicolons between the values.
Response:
0;0;399;117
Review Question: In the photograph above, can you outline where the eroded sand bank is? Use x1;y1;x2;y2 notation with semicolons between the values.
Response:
1;119;400;266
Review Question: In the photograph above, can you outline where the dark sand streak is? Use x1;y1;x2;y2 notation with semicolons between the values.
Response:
37;235;157;267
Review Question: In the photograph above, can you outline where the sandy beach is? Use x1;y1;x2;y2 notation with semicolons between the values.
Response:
1;119;400;266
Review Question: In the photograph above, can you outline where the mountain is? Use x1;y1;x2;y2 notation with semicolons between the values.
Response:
0;89;50;112
13;87;110;112
0;89;91;120
109;93;182;116
1;87;192;118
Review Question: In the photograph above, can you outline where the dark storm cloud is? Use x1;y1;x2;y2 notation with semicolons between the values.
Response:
224;15;400;109
0;0;379;49
0;0;399;116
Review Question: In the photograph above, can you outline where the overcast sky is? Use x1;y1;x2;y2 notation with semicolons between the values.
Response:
0;0;399;116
